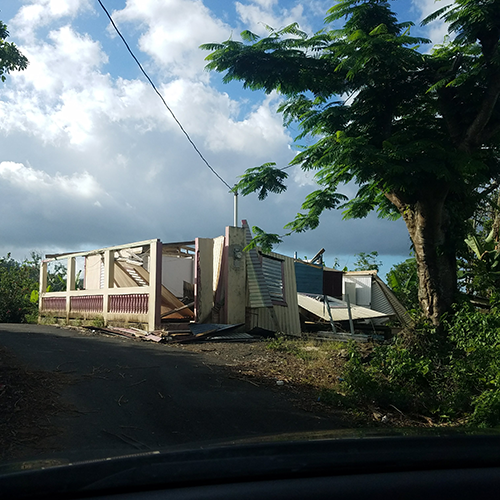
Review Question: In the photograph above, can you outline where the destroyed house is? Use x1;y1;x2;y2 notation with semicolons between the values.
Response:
38;222;301;335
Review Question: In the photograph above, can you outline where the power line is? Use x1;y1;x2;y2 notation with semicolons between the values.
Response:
97;0;233;191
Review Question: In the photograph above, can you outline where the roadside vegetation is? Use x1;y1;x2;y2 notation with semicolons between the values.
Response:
0;253;67;324
0;254;39;323
266;303;500;429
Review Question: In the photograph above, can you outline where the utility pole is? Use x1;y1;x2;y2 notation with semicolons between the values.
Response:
233;189;239;227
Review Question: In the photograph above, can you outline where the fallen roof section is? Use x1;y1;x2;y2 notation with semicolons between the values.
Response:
297;293;392;322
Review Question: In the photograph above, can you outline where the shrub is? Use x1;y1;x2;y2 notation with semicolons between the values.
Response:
339;304;500;427
0;254;38;323
470;390;500;428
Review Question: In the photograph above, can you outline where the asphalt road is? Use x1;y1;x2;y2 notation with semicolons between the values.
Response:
0;324;341;462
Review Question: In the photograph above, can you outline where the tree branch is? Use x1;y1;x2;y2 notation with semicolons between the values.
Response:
462;73;500;151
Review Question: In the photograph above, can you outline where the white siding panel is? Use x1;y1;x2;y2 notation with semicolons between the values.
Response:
344;274;372;307
162;255;194;298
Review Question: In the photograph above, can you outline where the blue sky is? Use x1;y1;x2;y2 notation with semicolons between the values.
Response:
0;0;451;277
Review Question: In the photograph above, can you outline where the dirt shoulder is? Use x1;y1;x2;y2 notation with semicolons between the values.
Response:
167;337;420;428
167;338;361;421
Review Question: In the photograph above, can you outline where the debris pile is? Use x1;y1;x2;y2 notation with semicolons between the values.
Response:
85;323;255;344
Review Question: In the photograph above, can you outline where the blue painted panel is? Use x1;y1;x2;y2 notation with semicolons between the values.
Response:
294;262;323;294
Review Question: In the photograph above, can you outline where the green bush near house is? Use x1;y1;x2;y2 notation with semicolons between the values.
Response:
0;254;39;323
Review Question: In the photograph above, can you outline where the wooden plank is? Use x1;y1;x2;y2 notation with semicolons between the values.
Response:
129;262;150;285
161;285;194;318
161;302;195;319
114;262;140;287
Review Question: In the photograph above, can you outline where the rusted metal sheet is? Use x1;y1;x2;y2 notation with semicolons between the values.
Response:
41;297;66;312
70;295;103;313
108;294;149;314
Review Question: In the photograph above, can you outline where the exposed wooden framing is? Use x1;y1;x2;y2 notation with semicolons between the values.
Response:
161;302;195;319
44;239;157;261
114;261;141;287
40;239;163;331
195;238;214;323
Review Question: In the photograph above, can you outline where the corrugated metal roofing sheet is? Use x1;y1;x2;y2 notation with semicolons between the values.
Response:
242;222;301;336
298;293;391;322
244;223;273;309
371;280;395;316
261;254;284;302
373;275;413;327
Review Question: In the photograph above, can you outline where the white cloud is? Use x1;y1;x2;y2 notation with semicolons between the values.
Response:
235;0;308;36
11;0;93;41
0;25;113;146
200;91;292;156
13;25;108;95
292;167;316;187
111;0;231;80
0;0;410;260
0;161;103;198
412;0;453;44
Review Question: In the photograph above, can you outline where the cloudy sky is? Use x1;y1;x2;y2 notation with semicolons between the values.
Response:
0;0;450;274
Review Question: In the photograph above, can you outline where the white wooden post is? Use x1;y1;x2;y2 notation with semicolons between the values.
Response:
148;240;162;331
103;250;114;325
66;257;76;321
195;238;214;323
346;293;355;336
67;257;76;291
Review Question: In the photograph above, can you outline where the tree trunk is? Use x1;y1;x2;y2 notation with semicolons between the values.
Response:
386;187;457;326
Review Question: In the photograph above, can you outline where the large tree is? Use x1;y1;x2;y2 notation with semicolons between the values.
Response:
0;20;28;82
201;0;500;325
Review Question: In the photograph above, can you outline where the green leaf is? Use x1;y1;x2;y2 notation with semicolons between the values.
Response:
243;226;283;253
465;234;484;259
240;30;260;42
235;163;288;200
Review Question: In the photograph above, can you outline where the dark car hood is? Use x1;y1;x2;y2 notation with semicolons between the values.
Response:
2;430;500;499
